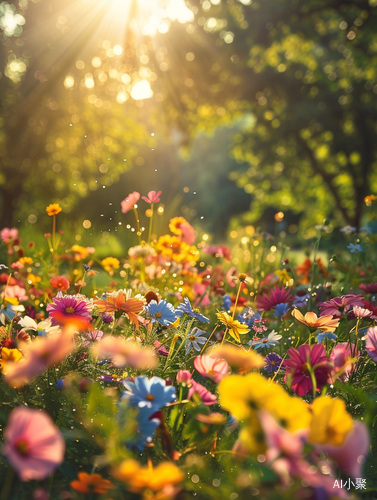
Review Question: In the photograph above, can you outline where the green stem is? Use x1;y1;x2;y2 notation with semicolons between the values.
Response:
148;203;154;244
0;467;14;500
52;214;56;251
132;206;142;244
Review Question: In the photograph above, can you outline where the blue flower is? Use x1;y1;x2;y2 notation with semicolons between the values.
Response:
185;328;207;355
146;300;177;326
360;227;372;236
316;331;337;344
249;331;282;349
238;308;261;327
131;411;161;450
347;243;362;253
274;302;290;317
264;353;285;374
176;297;210;323
292;293;310;308
56;378;64;390
222;294;232;311
122;376;176;411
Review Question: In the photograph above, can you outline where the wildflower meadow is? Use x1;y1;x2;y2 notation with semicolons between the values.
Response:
0;193;377;500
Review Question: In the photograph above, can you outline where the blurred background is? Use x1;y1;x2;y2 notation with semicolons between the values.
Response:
0;0;377;250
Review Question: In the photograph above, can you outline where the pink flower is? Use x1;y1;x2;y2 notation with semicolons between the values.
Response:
3;406;65;480
121;191;140;214
153;340;169;357
4;326;76;387
180;222;195;244
203;244;231;261
176;370;192;384
0;227;18;243
257;285;293;312
82;329;103;348
194;355;229;383
46;292;92;326
142;190;162;204
11;262;24;270
329;342;358;382
318;294;365;318
353;305;372;318
318;421;369;478
365;326;377;362
359;282;377;294
1;285;28;301
92;335;158;369
284;344;332;396
188;380;217;406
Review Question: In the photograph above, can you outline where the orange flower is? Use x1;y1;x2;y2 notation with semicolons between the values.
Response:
364;194;377;206
209;344;265;374
291;309;339;333
70;472;114;494
46;203;62;216
94;290;144;329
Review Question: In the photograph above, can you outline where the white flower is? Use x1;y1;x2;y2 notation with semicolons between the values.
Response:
340;225;356;235
18;315;60;335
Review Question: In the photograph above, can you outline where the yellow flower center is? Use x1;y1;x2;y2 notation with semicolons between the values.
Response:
66;307;75;314
302;362;310;372
146;394;155;401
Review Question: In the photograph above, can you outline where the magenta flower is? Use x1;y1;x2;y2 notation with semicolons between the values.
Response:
318;294;365;318
0;227;18;243
121;191;140;214
176;370;192;385
203;244;231;261
194;355;228;384
284;344;332;396
46;292;92;326
329;342;358;382
142;190;162;204
257;285;293;312
359;282;377;294
365;326;377;362
188;380;217;406
3;407;65;480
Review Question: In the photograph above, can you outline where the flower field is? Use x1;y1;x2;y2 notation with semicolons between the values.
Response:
1;192;377;500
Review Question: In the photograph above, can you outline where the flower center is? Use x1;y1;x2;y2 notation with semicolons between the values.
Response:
302;362;310;372
155;312;162;318
146;394;155;401
188;336;196;341
270;361;276;365
15;439;29;456
65;307;75;314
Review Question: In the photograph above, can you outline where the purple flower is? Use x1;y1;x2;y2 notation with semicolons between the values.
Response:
46;292;92;325
101;313;114;323
365;326;377;363
264;353;285;374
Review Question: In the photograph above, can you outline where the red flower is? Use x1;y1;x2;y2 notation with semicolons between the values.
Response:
257;285;292;311
284;344;332;396
50;276;70;291
360;282;377;294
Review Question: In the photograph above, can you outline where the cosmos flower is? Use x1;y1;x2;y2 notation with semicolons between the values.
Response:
92;335;157;370
340;225;356;234
45;203;62;216
250;330;282;349
188;380;217;406
194;355;229;383
347;243;362;253
121;376;176;410
318;294;365;318
70;473;114;495
141;190;162;204
291;309;339;333
50;276;70;291
46;292;92;326
121;191;140;214
352;306;372;318
216;311;249;343
185;328;207;355
284;344;332;396
257;285;292;312
146;300;177;326
18;316;60;336
264;353;285;374
3;406;65;481
176;297;210;322
365;326;377;362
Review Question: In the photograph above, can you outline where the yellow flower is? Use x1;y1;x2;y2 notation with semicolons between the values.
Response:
46;203;62;216
239;418;266;454
218;373;280;421
309;396;354;447
101;257;120;274
216;311;249;342
19;257;33;265
264;393;311;433
27;273;41;285
275;269;291;285
0;347;23;374
71;245;89;261
115;460;184;493
169;216;187;236
156;234;197;264
209;344;265;373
